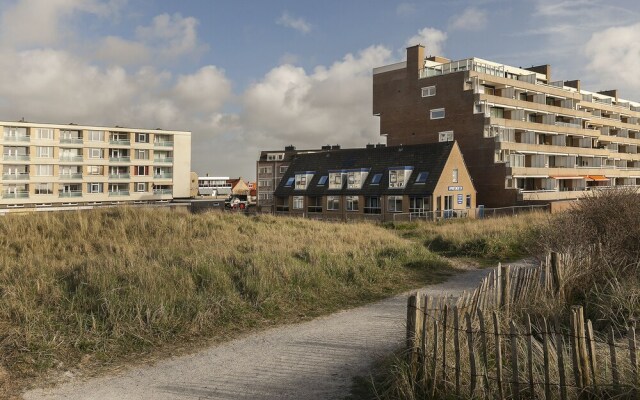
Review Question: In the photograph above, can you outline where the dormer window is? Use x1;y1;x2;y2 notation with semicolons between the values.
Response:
284;177;295;187
388;167;413;189
328;170;346;189
415;172;429;184
317;176;328;186
294;171;314;190
346;169;370;189
370;173;382;185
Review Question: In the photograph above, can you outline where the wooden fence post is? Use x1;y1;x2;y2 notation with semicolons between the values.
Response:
510;320;520;400
431;319;439;398
542;318;552;400
478;309;491;393
422;295;432;374
442;304;448;390
576;306;590;389
407;293;418;360
570;308;584;392
493;311;504;400
454;306;461;396
629;321;638;397
466;312;477;397
585;320;598;392
609;326;619;393
496;264;502;310
555;319;568;400
526;314;535;397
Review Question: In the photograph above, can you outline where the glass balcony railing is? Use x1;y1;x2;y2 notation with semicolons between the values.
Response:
2;173;29;180
3;154;30;161
153;173;173;179
60;138;83;144
109;156;131;162
109;190;130;196
109;139;131;145
59;191;82;198
59;155;83;162
153;157;173;163
59;173;83;180
153;189;172;195
108;173;130;179
3;136;30;142
3;191;29;199
153;141;173;147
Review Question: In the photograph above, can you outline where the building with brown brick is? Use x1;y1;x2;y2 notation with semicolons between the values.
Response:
273;141;475;221
373;45;640;207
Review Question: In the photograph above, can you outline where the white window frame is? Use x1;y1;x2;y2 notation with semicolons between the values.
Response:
439;131;454;142
87;130;104;142
136;149;149;160
36;128;54;140
421;85;436;97
136;166;148;176
36;146;52;158
87;165;103;175
345;196;359;212
136;133;148;143
453;169;459;183
258;179;270;187
259;166;272;174
327;196;340;211
89;148;102;159
136;182;147;192
430;108;445;120
279;165;288;173
293;196;304;210
34;183;53;195
387;196;403;213
35;164;53;176
89;183;102;193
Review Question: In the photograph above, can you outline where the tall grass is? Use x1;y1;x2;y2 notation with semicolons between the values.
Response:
0;208;450;396
387;212;547;261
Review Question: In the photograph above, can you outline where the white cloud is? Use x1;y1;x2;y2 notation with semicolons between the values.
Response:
173;66;233;113
405;27;447;56
96;36;151;65
584;23;640;93
276;11;312;34
136;13;206;60
449;7;487;31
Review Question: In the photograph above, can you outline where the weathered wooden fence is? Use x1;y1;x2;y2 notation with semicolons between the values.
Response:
406;254;639;399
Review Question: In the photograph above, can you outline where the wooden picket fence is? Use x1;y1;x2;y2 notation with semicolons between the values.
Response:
406;254;639;399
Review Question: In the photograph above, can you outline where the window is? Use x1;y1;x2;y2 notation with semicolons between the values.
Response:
135;166;149;176
421;85;436;97
295;173;313;190
388;168;412;189
35;165;53;176
279;165;288;173
87;130;104;141
387;196;403;213
346;196;359;211
430;108;445;119
293;196;304;210
327;196;340;210
89;148;102;158
284;177;295;187
259;166;272;174
35;128;53;140
370;173;382;185
329;172;344;189
88;183;103;193
34;183;53;195
439;131;454;142
347;170;369;189
466;195;472;209
136;182;147;192
410;197;430;214
136;149;149;160
267;153;284;161
490;107;504;118
87;165;103;175
364;196;381;214
136;133;149;143
317;176;328;186
415;172;429;184
258;179;270;187
453;169;459;183
36;146;52;158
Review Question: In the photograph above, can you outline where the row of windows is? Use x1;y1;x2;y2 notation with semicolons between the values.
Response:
286;168;458;189
16;182;162;194
287;195;471;212
2;148;168;160
3;166;170;176
3;128;159;143
258;165;288;174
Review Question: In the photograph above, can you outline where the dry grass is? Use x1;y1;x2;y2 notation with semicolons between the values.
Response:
0;208;452;397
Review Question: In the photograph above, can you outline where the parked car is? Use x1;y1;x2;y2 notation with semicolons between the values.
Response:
224;195;250;210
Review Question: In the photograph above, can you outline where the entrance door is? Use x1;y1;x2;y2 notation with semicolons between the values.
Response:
444;195;453;218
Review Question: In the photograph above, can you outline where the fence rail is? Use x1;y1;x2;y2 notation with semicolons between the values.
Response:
406;253;639;399
392;204;549;222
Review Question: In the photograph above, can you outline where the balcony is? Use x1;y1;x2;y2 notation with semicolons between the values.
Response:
60;138;83;144
153;157;173;163
59;173;83;180
109;190;130;196
109;156;131;162
59;155;83;162
108;173;130;179
2;173;29;180
154;141;173;147
4;154;30;161
153;189;172;195
3;135;30;142
3;191;29;199
153;173;173;179
59;191;82;198
109;139;131;146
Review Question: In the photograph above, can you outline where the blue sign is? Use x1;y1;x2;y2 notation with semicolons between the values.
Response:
457;194;463;204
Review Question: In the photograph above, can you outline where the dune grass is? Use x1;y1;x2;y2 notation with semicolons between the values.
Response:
0;208;451;396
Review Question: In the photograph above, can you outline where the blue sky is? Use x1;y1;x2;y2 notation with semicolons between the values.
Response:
0;0;639;179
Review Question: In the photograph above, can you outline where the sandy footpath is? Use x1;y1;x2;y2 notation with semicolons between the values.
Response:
23;266;510;400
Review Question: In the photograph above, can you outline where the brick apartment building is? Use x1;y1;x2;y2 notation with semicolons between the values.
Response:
373;45;640;207
273;141;475;221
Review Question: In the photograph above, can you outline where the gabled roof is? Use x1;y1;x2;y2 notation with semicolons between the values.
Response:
274;142;456;197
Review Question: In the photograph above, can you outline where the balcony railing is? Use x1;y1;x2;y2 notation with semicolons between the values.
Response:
109;139;131;145
60;138;83;144
59;191;82;198
153;141;173;147
59;173;83;180
3;191;29;199
3;136;30;142
153;189;172;195
59;155;83;162
109;173;130;179
109;156;131;162
109;190;130;196
307;206;322;213
153;173;173;179
3;154;30;161
153;157;173;163
2;173;29;180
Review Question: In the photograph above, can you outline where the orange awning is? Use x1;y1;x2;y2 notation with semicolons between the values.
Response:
587;175;610;182
550;176;584;180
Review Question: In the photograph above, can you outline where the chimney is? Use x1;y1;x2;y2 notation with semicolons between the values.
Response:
321;145;331;150
331;145;341;150
406;45;425;75
376;143;386;148
366;144;375;149
565;80;581;91
597;89;618;101
526;64;551;81
284;145;296;151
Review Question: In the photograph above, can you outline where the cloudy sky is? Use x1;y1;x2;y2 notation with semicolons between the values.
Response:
1;0;639;178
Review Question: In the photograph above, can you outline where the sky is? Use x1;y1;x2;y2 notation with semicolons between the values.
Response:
0;0;639;179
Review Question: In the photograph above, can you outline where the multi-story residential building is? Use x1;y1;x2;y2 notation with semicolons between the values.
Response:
257;145;340;212
373;45;640;207
0;120;190;210
273;142;475;221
